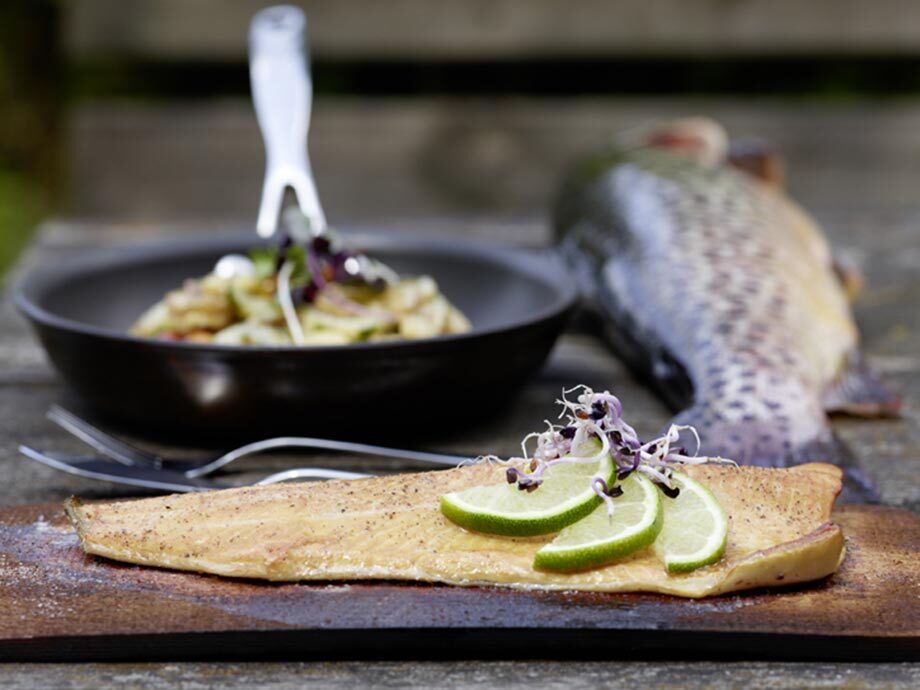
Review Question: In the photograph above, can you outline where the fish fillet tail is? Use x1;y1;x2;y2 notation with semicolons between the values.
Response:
672;409;879;503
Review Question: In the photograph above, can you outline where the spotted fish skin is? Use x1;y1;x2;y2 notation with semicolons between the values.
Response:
554;120;895;494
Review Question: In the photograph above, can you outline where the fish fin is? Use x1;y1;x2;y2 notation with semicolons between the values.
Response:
832;253;865;302
823;350;901;417
671;410;879;503
728;139;786;189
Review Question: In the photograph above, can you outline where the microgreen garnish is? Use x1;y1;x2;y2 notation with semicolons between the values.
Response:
276;259;305;345
482;385;734;519
249;247;279;280
254;212;402;343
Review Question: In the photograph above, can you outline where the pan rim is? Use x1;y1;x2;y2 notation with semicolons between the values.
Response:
14;231;578;355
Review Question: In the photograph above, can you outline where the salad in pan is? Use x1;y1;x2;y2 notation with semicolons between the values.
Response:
131;225;471;347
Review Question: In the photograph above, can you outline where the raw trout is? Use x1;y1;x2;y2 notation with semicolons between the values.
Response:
554;118;898;497
66;462;844;598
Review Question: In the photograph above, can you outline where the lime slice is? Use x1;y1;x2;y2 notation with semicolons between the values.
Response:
440;454;614;537
653;471;728;573
533;473;662;571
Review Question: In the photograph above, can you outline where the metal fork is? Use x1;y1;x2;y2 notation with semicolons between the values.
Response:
46;405;469;479
19;445;370;493
47;405;164;468
250;4;326;238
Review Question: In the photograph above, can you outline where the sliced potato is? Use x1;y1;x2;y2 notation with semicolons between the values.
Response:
132;262;471;346
312;286;383;318
380;276;438;314
160;278;236;333
414;276;439;302
213;321;292;346
300;330;354;345
184;330;215;343
367;332;403;342
399;295;450;339
300;307;389;340
446;306;472;334
200;273;232;295
230;278;282;322
334;284;386;307
131;301;173;336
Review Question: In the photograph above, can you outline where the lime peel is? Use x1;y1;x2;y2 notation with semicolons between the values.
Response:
439;385;734;569
653;471;729;573
439;453;615;537
534;473;663;571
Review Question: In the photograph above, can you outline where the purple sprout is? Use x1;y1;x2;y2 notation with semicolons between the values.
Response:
495;386;733;504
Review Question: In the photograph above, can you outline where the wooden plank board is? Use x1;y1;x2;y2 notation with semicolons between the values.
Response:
1;219;918;684
66;0;920;59
68;99;920;222
0;502;916;661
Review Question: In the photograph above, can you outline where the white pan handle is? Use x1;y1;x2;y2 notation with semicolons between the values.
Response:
249;5;327;238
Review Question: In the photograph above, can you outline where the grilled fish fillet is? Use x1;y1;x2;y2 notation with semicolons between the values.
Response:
66;462;844;598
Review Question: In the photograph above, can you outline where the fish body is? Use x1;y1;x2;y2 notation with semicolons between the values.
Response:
67;462;844;598
554;119;897;491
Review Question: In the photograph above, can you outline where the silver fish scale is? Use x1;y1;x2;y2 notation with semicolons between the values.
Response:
576;149;856;465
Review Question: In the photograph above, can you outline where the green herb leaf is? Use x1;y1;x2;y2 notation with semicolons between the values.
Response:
249;247;278;280
284;245;311;285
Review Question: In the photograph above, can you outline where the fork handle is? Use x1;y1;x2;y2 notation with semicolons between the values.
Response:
250;4;326;238
185;437;470;478
256;467;370;485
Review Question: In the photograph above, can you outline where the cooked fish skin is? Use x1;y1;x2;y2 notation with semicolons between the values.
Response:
66;462;843;598
554;119;898;488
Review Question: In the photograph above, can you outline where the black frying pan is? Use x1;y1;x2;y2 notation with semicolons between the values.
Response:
15;232;576;439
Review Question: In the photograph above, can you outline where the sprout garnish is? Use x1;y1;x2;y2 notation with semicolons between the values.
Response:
264;212;401;343
277;260;306;345
491;385;734;518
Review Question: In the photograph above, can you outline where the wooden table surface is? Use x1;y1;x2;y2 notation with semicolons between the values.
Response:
0;217;917;686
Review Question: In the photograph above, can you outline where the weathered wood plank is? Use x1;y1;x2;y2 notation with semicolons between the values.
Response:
66;0;920;59
0;502;916;661
68;99;920;222
0;660;917;690
1;219;918;682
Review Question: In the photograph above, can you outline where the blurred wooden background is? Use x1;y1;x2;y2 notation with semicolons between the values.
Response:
70;99;920;223
57;0;920;226
7;0;920;238
65;0;920;58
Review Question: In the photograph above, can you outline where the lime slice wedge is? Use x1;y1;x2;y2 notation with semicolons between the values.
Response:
440;454;614;537
653;471;729;573
533;473;662;571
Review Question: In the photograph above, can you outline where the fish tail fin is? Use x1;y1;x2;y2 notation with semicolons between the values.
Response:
672;408;879;503
823;350;901;417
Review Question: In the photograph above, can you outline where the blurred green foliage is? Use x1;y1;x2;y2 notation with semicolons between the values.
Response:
0;1;60;277
0;171;45;274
